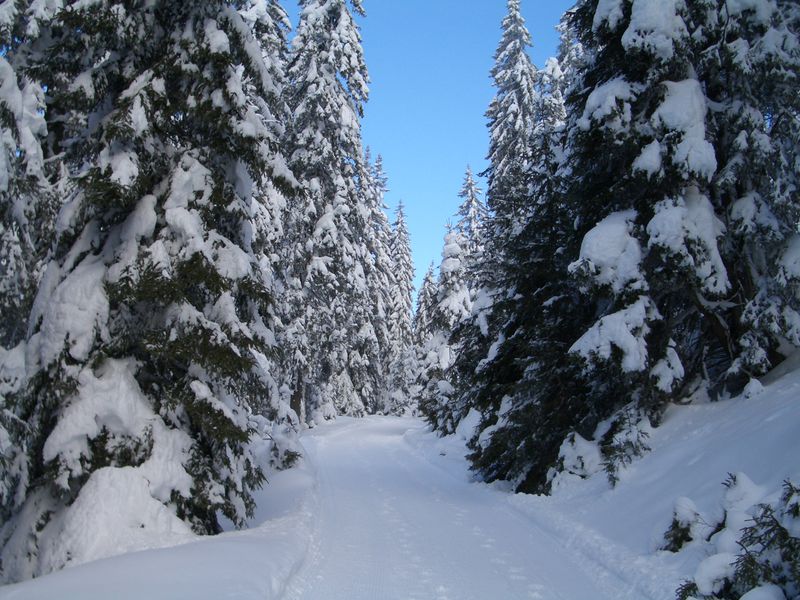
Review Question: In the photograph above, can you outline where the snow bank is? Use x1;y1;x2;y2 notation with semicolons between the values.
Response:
0;459;317;600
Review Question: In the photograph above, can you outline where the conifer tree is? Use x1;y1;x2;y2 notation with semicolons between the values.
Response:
386;201;416;414
454;167;487;276
483;0;539;225
284;0;372;421
356;150;395;413
414;263;437;347
388;203;415;353
467;0;800;494
1;0;297;580
418;229;472;432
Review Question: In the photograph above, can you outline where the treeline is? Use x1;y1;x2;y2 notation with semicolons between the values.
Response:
417;0;800;494
0;0;415;581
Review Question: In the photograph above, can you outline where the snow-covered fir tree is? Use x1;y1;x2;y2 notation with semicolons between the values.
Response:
355;150;395;414
454;167;487;273
0;6;57;529
483;0;540;225
414;262;437;348
386;201;417;414
418;229;472;433
284;0;375;422
462;0;800;494
440;0;571;488
0;0;300;581
0;7;55;351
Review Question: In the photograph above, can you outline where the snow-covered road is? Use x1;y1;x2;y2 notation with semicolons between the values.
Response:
5;372;800;599
283;416;637;600
0;416;675;599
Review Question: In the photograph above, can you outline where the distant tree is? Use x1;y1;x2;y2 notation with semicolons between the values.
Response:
418;229;472;432
414;262;437;347
454;166;487;273
386;201;416;414
284;0;372;421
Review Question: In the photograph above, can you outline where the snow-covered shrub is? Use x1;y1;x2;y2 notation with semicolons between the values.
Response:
677;479;800;600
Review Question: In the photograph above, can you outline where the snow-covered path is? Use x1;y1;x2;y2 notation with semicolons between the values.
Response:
5;373;800;599
284;416;634;600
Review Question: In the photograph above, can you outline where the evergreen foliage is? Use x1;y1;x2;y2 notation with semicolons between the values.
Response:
0;0;305;580
677;480;800;600
386;201;417;414
284;0;373;422
449;0;800;496
417;229;472;433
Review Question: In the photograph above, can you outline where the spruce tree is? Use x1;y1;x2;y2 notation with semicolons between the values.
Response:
1;0;297;580
466;0;800;493
284;0;373;422
483;0;539;225
418;229;472;432
454;167;487;273
414;263;437;347
386;201;416;414
356;150;395;413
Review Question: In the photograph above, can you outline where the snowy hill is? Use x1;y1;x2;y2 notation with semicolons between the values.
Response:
1;366;798;599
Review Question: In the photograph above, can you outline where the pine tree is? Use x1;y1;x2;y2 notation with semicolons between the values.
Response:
483;0;539;224
457;1;600;491
0;6;54;350
418;229;472;432
454;167;487;273
465;0;800;494
284;0;372;422
0;1;58;540
414;262;437;347
357;150;395;414
1;0;297;580
386;201;416;414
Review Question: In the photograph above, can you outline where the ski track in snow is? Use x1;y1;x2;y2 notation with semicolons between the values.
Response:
0;416;679;600
281;416;663;600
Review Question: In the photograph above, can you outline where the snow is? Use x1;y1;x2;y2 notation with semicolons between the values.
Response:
651;79;717;180
37;467;196;575
569;209;645;293
725;0;776;23
593;0;625;31
633;140;662;176
204;19;231;54
650;340;684;392
621;0;688;60
740;585;787;600
3;365;799;599
569;296;656;372
646;186;729;294
780;234;800;281
33;259;110;367
578;77;635;132
693;552;737;596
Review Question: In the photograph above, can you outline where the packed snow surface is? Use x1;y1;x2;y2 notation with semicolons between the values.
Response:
2;366;799;599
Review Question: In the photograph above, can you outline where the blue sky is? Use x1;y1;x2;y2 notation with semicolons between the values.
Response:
286;1;575;293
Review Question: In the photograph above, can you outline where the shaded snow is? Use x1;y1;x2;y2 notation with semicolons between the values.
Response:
570;209;645;293
569;296;656;372
651;79;716;180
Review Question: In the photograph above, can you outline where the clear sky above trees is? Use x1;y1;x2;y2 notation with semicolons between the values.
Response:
286;1;575;292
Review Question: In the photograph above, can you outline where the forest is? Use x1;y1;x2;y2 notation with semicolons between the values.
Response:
1;0;799;599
